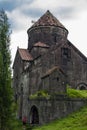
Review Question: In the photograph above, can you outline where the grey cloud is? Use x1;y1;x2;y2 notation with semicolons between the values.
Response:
56;6;77;19
21;8;44;18
4;0;87;32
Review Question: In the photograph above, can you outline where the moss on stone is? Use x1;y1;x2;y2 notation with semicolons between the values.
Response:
67;87;87;98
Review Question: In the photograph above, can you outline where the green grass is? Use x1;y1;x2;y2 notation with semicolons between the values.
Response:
67;87;87;98
10;118;24;130
33;106;87;130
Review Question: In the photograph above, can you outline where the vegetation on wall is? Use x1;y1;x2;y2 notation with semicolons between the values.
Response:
29;90;50;99
67;87;87;98
29;86;87;100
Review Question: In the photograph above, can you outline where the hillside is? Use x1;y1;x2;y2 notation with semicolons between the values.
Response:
33;106;87;130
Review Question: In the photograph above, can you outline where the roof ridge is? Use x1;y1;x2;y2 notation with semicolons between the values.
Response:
41;66;65;79
18;48;27;50
67;40;87;61
33;41;50;48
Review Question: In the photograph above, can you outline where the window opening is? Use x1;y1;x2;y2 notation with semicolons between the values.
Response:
61;48;71;65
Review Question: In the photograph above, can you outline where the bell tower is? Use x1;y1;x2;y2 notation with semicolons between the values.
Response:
27;10;68;51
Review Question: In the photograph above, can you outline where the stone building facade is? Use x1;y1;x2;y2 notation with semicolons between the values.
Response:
13;10;87;124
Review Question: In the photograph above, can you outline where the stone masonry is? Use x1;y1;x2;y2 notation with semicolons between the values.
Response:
13;10;87;125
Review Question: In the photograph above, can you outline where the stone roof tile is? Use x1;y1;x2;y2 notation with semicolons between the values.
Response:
31;10;66;29
18;48;33;61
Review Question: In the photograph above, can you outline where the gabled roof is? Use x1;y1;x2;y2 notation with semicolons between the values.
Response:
30;10;66;29
67;40;87;62
41;66;65;79
18;48;33;61
33;42;50;48
13;48;33;68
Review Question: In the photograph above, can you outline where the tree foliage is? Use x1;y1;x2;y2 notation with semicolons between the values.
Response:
0;9;12;130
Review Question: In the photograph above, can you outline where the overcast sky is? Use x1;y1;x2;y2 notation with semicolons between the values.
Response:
0;0;87;65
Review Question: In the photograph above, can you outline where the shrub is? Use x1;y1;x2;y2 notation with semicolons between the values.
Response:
29;90;50;99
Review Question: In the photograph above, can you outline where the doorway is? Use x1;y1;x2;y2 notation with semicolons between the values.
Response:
30;106;39;124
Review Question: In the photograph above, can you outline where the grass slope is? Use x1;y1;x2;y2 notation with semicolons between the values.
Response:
33;106;87;130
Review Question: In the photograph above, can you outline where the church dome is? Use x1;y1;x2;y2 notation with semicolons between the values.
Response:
29;10;67;30
27;10;68;50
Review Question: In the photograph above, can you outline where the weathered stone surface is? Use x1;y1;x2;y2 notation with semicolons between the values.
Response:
27;98;87;125
13;10;87;124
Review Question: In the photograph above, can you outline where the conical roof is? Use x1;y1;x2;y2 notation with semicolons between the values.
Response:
30;10;66;29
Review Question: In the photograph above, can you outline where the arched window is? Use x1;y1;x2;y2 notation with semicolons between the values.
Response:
61;47;71;65
80;86;86;90
77;83;87;90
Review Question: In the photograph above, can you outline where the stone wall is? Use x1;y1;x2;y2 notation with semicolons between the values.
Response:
27;97;87;125
13;11;87;125
41;67;66;94
27;26;68;50
39;40;87;89
65;41;87;89
13;51;24;101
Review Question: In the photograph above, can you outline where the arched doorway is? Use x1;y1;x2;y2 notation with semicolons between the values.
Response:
30;106;39;124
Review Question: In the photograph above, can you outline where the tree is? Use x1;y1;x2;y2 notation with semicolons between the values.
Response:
0;9;12;130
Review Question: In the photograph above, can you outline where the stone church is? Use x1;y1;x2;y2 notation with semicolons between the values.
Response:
13;10;87;125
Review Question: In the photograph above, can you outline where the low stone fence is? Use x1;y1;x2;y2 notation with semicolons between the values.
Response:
27;96;87;125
